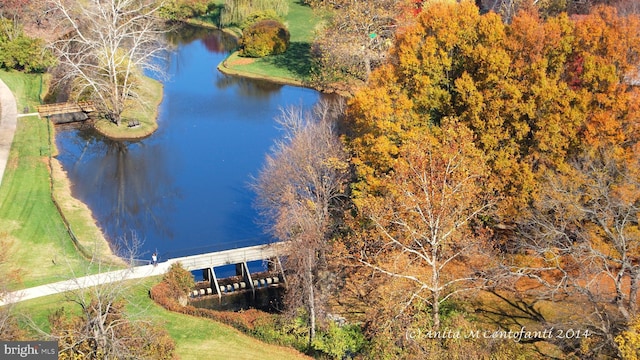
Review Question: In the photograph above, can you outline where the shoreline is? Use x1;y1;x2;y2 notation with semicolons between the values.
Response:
48;122;125;266
217;51;306;88
49;155;126;266
91;76;164;141
217;51;358;97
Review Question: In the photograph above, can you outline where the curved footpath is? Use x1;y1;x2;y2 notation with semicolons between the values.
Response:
0;78;18;188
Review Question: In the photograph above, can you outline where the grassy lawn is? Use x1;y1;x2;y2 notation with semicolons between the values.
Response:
0;71;119;289
219;0;324;84
0;71;46;112
16;278;311;360
93;76;163;140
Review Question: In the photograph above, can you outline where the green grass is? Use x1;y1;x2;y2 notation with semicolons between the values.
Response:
0;114;96;288
16;278;311;360
219;0;324;84
0;70;114;289
0;71;46;113
93;76;163;140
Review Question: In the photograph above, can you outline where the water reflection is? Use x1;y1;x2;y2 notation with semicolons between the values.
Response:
165;24;238;52
55;27;322;258
215;76;284;98
56;130;178;256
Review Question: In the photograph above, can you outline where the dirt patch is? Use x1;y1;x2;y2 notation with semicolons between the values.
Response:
227;57;256;67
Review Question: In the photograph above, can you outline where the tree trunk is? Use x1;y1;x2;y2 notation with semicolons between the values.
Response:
307;249;316;342
615;269;630;321
432;292;440;331
630;269;639;319
432;254;440;330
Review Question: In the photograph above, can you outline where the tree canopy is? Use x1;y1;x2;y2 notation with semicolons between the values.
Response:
48;0;168;126
347;1;640;217
339;1;640;357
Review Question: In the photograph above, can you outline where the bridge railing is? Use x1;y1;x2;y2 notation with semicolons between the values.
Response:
164;242;288;272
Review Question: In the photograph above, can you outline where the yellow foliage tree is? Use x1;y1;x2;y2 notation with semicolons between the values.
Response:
616;316;640;360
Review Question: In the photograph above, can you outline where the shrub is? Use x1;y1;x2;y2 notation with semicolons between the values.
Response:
240;19;290;58
162;262;195;298
312;322;367;360
240;10;282;30
0;19;55;72
616;316;640;360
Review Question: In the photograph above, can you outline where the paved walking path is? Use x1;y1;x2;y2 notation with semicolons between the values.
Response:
0;262;173;306
0;242;287;306
0;78;18;188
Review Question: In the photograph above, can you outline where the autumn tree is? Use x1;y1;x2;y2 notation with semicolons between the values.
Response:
253;100;349;342
570;6;640;148
49;297;176;359
348;120;496;334
348;2;634;216
342;2;640;357
48;0;168;126
503;10;640;356
311;0;402;87
510;147;640;357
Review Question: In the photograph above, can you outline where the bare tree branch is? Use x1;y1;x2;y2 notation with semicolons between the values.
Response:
47;0;169;126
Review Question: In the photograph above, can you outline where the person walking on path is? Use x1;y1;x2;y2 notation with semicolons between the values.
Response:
152;252;158;266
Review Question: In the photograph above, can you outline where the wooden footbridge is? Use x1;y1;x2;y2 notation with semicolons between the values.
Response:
37;101;97;124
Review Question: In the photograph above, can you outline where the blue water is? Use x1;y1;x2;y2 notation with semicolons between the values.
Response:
55;28;321;261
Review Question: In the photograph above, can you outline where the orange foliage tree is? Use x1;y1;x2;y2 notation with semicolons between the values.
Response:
342;0;640;357
347;1;640;217
351;120;497;332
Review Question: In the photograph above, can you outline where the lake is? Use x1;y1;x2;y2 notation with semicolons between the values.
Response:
55;26;322;269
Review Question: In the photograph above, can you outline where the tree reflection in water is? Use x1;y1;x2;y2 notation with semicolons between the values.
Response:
55;26;322;259
57;129;178;258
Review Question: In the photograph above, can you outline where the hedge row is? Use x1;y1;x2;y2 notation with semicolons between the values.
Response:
150;275;275;336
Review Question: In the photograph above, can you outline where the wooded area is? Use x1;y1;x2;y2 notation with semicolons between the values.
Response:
254;1;640;358
342;2;640;358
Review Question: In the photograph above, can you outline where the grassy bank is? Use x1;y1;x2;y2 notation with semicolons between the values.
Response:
93;76;164;140
16;278;311;360
218;0;323;85
0;71;121;289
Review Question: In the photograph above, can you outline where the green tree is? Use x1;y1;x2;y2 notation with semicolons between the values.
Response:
0;18;55;72
159;0;210;21
219;0;288;27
